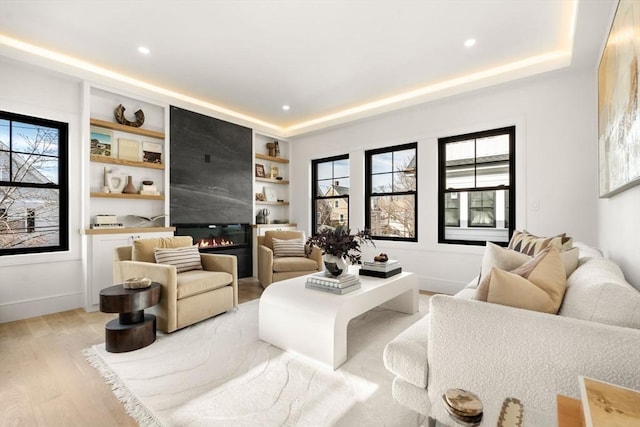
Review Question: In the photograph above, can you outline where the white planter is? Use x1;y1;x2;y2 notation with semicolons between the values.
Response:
323;254;347;276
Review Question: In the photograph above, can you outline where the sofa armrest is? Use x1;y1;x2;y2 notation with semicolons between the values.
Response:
427;295;640;423
201;253;238;306
113;260;179;332
257;245;274;288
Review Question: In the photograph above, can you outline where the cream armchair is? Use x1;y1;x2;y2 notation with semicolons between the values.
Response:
113;236;238;333
257;230;323;288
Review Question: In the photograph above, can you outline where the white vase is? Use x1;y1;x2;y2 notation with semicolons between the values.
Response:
323;254;347;277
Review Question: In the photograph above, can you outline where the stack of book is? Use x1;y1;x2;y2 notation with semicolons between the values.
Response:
305;272;361;295
359;259;402;278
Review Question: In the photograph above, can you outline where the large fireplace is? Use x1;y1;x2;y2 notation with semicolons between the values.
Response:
174;223;252;278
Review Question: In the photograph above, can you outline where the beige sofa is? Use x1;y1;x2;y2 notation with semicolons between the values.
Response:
257;230;322;288
113;236;238;333
383;243;640;425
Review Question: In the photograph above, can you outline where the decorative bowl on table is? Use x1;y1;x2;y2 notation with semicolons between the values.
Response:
123;277;152;289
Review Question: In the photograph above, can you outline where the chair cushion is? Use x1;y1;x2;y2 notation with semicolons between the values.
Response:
154;245;203;273
132;236;193;263
272;237;306;257
176;270;234;300
273;256;319;272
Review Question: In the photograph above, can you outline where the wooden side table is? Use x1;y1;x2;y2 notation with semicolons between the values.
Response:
99;283;161;353
557;395;583;427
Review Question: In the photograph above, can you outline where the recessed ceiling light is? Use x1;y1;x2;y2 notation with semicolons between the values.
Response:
138;46;151;55
282;105;290;111
464;39;476;48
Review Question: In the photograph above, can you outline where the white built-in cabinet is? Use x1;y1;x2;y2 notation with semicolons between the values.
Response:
82;84;174;311
253;132;292;225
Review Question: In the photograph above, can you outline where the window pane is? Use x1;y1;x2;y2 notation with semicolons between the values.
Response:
0;187;60;249
12;154;58;184
371;173;393;193
333;178;349;195
393;170;416;192
445;164;474;189
12;122;59;156
334;159;349;178
316;162;332;180
476;134;509;157
371;152;392;174
369;195;415;238
317;179;333;196
393;148;416;172
0;119;9;146
476;160;509;188
446;140;474;162
315;199;348;231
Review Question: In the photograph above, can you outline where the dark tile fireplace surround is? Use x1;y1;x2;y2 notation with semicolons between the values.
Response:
170;106;254;278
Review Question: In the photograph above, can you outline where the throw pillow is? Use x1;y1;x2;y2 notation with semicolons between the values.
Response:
154;245;203;273
507;229;573;256
474;246;567;314
272;237;306;258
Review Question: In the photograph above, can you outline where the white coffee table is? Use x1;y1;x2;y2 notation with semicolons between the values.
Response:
258;266;418;370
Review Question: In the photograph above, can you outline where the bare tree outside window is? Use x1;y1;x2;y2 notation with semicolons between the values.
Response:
0;112;68;255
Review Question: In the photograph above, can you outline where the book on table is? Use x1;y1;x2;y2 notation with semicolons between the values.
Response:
305;281;361;295
579;376;640;427
307;272;360;288
361;259;401;272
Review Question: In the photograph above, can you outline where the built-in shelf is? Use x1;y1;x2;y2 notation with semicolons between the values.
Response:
90;118;165;139
84;226;176;235
90;192;164;200
90;155;164;169
255;177;289;184
256;201;289;206
255;153;289;164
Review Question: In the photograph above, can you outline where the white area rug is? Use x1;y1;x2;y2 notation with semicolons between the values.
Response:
85;296;430;427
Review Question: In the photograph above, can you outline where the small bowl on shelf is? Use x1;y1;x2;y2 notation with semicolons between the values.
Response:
142;180;154;186
275;176;283;181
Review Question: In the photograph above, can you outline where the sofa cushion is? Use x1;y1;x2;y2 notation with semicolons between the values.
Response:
176;270;233;300
475;246;567;314
273;256;319;272
383;315;430;388
132;236;193;263
154;245;203;273
559;257;640;329
272;237;306;257
508;229;572;256
263;230;305;250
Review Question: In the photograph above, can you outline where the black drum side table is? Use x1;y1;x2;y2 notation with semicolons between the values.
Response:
99;283;161;353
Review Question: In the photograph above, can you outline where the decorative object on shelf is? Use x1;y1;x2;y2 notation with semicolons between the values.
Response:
105;168;127;193
122;277;152;289
263;187;277;202
128;214;167;227
90;126;113;157
374;253;389;262
122;176;137;194
139;180;160;195
255;192;266;201
118;138;141;161
274;141;280;157
142;140;162;164
275;176;283;181
270;166;280;179
255;163;265;177
256;208;270;224
142;180;153;185
114;104;145;127
496;397;524;427
306;226;374;276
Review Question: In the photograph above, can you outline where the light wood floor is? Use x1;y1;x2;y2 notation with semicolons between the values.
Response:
0;277;264;427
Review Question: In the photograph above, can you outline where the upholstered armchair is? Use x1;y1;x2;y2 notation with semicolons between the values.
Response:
113;236;238;333
257;230;323;288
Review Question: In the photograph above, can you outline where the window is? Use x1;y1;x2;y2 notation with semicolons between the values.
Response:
438;126;515;246
312;155;349;234
0;111;69;255
365;143;417;241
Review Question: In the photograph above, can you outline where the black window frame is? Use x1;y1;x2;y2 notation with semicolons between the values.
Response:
438;126;515;246
0;111;69;256
311;154;349;235
365;142;418;242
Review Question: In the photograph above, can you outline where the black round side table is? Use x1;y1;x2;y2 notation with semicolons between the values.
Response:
99;283;161;353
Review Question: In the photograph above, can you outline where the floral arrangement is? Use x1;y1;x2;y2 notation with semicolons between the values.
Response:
305;226;374;265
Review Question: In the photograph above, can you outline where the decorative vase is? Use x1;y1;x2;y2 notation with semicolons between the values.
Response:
122;175;137;194
323;254;347;277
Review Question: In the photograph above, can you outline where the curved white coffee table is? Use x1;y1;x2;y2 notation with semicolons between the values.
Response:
258;267;418;370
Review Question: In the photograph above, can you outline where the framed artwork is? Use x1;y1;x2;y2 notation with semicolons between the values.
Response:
142;140;162;164
263;186;277;202
598;0;640;197
255;163;265;177
270;165;280;179
118;138;141;161
90;127;113;157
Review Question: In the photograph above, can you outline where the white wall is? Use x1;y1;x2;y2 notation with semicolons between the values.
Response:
289;67;601;294
0;57;85;322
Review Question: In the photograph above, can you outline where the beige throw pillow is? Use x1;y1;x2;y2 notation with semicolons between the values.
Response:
475;246;567;314
154;245;203;273
132;236;193;263
272;237;306;258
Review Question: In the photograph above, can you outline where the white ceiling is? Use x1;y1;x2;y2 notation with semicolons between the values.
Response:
0;0;616;136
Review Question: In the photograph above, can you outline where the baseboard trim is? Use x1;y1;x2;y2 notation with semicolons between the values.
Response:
0;292;84;323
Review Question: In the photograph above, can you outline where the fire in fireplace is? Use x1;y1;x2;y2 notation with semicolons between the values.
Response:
196;237;235;248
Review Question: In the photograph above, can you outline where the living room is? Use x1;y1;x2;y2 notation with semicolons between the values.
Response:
1;1;639;426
